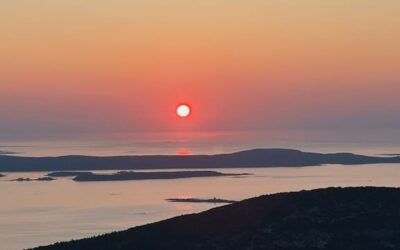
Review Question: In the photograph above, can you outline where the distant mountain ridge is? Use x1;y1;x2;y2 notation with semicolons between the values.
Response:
32;187;400;250
1;148;400;172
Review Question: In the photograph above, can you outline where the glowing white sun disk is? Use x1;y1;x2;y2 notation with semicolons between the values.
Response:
177;104;191;118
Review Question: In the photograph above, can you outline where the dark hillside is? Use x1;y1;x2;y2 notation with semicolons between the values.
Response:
32;187;400;250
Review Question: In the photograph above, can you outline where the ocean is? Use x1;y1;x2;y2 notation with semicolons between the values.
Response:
1;131;400;249
1;164;400;250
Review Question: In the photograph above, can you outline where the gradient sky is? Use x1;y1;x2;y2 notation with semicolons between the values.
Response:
1;0;399;142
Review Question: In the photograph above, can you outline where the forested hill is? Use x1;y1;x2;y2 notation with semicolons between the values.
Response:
32;187;400;250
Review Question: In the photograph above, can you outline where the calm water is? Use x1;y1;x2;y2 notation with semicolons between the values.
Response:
2;133;400;249
1;164;400;250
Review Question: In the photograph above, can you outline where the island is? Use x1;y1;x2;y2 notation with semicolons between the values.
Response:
166;197;237;204
72;170;247;182
13;177;55;182
380;153;400;156
0;150;17;155
31;187;400;250
2;148;400;172
47;171;93;177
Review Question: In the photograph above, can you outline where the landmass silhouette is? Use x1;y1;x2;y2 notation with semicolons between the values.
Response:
71;170;246;182
1;148;400;172
12;177;55;182
166;197;237;204
0;150;18;155
31;187;400;250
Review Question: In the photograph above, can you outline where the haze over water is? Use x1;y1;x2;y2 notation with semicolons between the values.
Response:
1;1;400;144
2;129;400;157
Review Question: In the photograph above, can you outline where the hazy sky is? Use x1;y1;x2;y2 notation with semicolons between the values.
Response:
1;0;399;141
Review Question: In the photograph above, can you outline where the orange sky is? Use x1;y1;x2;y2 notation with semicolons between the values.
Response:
0;0;399;140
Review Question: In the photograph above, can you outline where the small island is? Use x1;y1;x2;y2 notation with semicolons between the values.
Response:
47;171;93;177
0;150;18;155
166;197;237;204
73;170;248;182
13;177;55;182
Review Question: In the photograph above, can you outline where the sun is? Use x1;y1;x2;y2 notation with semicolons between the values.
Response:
176;104;191;118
